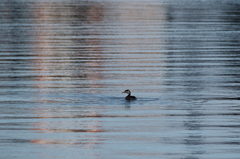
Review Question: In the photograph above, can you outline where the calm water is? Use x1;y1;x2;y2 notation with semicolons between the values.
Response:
1;0;240;158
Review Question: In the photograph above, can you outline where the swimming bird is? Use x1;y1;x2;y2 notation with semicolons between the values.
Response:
122;89;137;100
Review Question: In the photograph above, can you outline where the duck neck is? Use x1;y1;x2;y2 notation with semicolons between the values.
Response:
127;92;131;96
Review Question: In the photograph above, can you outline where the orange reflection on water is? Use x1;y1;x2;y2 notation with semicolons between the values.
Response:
31;128;105;133
30;113;105;148
30;1;105;92
30;139;102;146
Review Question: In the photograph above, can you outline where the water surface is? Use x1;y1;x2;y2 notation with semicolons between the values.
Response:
1;0;240;158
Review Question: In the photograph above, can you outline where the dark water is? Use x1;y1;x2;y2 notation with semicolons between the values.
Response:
1;0;240;158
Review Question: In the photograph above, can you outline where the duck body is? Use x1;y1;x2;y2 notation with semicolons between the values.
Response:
122;89;137;100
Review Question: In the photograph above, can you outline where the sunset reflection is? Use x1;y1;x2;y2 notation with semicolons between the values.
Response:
30;139;102;146
27;1;106;148
30;1;105;93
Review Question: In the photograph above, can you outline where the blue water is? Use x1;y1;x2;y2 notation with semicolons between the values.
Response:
1;0;240;158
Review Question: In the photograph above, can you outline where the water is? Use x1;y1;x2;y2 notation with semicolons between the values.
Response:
1;0;240;158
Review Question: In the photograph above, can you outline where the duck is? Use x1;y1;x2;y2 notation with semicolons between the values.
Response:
122;89;137;100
